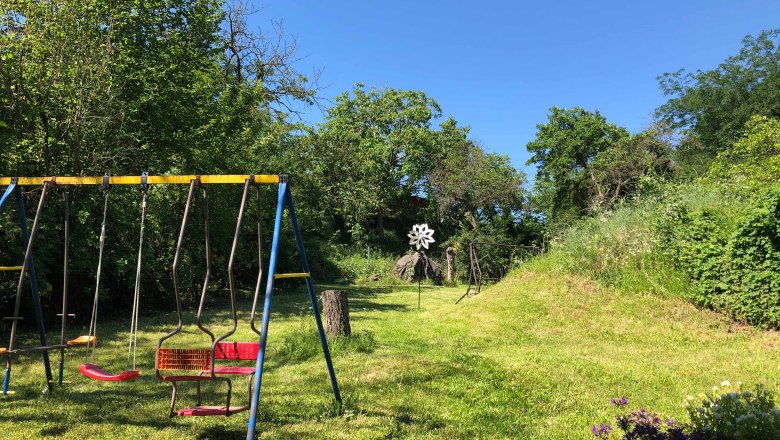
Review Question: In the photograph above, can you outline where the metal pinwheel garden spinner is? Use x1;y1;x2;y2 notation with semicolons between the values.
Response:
406;224;438;309
408;223;435;250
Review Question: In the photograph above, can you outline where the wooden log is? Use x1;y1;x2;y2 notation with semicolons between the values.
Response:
445;247;456;283
321;290;351;337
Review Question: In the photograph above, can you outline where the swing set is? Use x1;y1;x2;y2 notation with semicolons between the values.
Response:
0;174;341;440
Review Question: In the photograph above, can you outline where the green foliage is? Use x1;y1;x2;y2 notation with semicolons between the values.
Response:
544;195;690;296
657;29;780;156
686;383;780;439
588;127;674;213
527;106;629;225
654;185;780;328
327;246;399;285
311;84;442;244
708;116;780;193
654;203;731;307
0;0;320;318
722;188;780;328
446;223;537;283
427;119;525;232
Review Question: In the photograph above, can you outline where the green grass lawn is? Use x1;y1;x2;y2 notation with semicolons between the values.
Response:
2;266;780;439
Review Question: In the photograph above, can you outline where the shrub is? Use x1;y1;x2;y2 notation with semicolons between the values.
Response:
592;383;780;440
685;382;780;440
722;188;780;327
655;186;780;328
707;116;780;194
592;397;687;440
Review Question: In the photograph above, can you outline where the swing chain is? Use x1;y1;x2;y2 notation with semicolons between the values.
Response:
128;177;147;371
86;183;110;364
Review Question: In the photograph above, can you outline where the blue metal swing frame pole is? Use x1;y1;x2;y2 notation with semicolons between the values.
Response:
246;179;341;440
0;181;53;395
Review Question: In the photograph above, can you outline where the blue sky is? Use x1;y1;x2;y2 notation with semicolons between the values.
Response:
256;1;779;179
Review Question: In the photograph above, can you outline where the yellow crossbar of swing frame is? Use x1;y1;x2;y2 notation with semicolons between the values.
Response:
274;272;310;279
0;175;280;186
0;266;23;271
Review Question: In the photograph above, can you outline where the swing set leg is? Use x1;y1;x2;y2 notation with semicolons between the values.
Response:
246;181;342;439
58;354;64;386
2;363;10;396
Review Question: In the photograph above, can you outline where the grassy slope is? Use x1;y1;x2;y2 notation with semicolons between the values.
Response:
1;269;779;439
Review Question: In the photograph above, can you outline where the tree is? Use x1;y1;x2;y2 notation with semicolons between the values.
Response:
707;115;780;192
526;107;629;225
0;0;323;311
311;84;442;243
657;29;780;155
588;126;674;213
428;118;525;231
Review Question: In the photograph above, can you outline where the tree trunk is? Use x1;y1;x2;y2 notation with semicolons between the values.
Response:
467;211;479;231
321;290;351;337
376;212;384;237
445;247;456;283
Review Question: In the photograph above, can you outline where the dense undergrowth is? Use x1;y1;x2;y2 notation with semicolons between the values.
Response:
536;115;780;329
540;181;780;329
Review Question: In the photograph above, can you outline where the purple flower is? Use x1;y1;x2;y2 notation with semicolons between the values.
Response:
591;423;612;438
610;396;628;406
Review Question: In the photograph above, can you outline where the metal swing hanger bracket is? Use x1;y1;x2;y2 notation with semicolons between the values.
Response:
0;175;281;186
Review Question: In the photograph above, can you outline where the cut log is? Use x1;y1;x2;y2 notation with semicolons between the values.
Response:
321;290;351;337
445;247;456;283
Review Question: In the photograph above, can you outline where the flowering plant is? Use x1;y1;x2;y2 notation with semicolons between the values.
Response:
685;381;780;440
592;396;686;440
591;383;780;440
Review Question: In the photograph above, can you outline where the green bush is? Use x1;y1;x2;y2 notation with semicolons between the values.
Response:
686;382;780;439
722;188;780;327
326;245;399;284
592;382;780;439
655;186;780;328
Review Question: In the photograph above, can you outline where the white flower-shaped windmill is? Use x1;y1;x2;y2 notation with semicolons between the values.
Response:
408;223;435;251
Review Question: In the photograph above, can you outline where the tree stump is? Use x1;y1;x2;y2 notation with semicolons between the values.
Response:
446;247;456;283
321;290;351;337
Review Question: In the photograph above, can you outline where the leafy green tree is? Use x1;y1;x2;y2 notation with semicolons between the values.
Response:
311;84;442;243
0;0;321;310
707;115;780;192
428;118;525;231
588;126;674;212
657;29;780;155
526;107;629;225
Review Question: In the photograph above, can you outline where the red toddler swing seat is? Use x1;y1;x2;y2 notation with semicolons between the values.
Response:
80;363;140;381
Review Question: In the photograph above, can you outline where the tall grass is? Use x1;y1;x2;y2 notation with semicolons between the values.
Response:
326;245;401;284
533;189;689;297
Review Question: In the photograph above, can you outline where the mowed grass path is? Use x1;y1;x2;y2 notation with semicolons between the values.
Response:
2;267;780;439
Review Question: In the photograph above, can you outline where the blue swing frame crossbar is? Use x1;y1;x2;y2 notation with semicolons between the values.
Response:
0;180;54;396
246;178;341;440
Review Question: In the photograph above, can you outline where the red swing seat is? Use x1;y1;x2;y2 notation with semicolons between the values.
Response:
79;363;140;381
177;405;247;417
203;342;259;376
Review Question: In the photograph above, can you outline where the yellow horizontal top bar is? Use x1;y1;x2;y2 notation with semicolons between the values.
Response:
274;272;310;279
0;175;280;186
0;266;23;271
